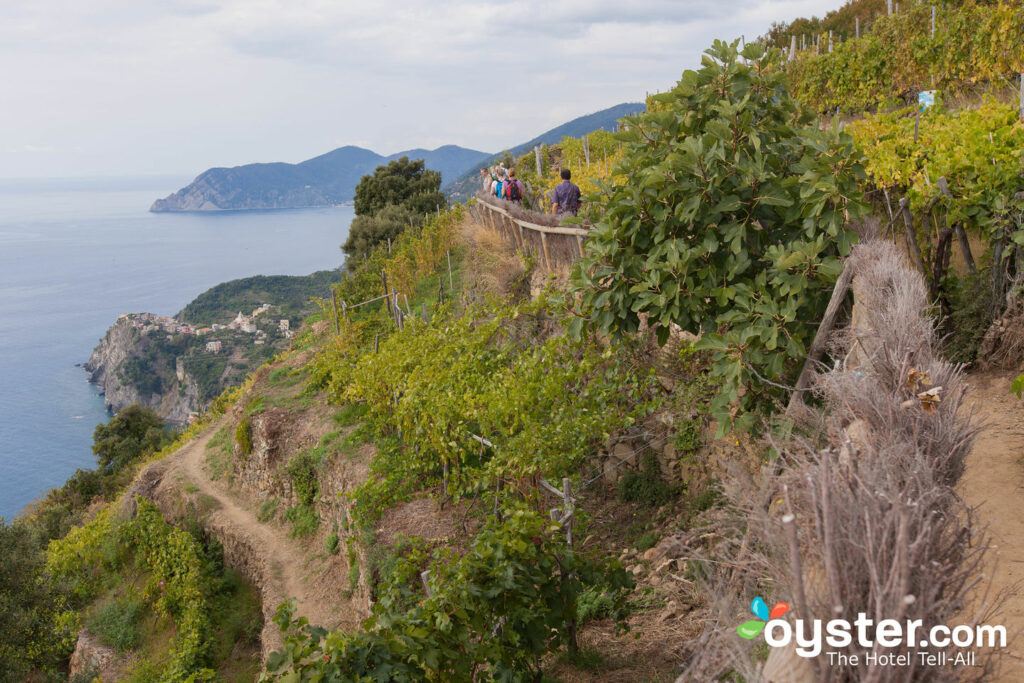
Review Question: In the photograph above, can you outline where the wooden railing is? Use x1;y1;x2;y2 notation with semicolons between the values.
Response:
471;194;590;269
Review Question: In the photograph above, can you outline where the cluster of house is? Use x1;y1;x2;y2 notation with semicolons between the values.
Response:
120;304;294;356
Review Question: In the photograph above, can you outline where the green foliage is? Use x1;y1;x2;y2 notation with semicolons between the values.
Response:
576;587;616;623
322;296;655;521
263;506;634;682
332;402;369;427
786;1;1024;114
344;157;445;260
120;500;216;677
49;501;222;679
636;531;659;551
92;404;170;474
618;452;675;507
346;541;361;594
235;417;253;457
574;40;867;431
88;596;144;651
284;505;319;538
851;101;1024;243
0;519;76;678
118;357;165;397
944;269;995;364
257;498;279;523
325;532;340;555
1012;374;1024;399
178;271;343;326
285;448;321;506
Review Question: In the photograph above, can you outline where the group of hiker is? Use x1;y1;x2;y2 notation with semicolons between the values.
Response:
479;165;581;216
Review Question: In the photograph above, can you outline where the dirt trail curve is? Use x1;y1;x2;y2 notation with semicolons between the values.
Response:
154;417;356;657
962;371;1024;680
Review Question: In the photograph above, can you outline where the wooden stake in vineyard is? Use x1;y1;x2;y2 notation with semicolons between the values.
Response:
789;34;797;62
1019;73;1024;121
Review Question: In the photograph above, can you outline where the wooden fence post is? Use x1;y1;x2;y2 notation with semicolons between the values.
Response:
535;145;542;177
1019;73;1024;121
540;233;552;270
900;198;926;273
583;135;590;167
330;291;339;334
828;30;833;53
789;34;797;62
787;261;854;414
938;177;976;274
381;270;392;318
931;6;936;39
446;250;454;289
887;0;892;15
855;17;859;39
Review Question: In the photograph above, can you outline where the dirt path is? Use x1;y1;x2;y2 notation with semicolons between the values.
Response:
962;371;1024;680
157;418;357;654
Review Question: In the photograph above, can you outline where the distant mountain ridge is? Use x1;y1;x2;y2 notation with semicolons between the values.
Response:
444;102;647;199
151;102;646;212
151;144;491;212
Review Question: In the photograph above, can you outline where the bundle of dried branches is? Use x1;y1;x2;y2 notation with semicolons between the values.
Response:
684;241;1000;682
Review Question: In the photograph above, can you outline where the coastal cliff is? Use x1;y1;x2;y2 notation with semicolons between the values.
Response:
85;315;202;425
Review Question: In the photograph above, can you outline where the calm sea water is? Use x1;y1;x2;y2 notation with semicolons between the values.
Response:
0;177;353;520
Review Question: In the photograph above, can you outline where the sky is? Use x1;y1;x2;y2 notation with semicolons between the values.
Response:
0;0;843;179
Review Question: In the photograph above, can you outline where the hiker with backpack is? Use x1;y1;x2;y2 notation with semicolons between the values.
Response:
550;168;582;216
504;168;524;203
490;170;505;199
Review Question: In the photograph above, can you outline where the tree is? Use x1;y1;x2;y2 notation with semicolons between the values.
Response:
343;157;444;260
0;520;74;679
342;204;418;262
92;404;169;474
574;40;867;430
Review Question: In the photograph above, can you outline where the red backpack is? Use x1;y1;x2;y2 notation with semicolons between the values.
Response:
506;179;522;201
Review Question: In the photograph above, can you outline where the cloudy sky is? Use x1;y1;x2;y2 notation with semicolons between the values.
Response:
0;0;841;179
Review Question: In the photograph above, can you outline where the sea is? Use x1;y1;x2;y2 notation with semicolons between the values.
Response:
0;176;353;520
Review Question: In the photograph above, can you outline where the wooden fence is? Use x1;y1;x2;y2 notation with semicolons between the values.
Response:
470;193;590;270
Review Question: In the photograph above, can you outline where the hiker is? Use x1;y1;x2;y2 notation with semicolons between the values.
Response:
480;168;491;192
490;170;505;199
550;168;582;216
504;169;524;203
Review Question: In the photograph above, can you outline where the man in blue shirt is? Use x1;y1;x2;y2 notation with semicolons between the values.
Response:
550;168;582;216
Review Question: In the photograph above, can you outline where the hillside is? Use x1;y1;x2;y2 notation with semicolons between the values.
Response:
150;145;490;212
443;101;646;199
11;1;1024;681
85;271;343;423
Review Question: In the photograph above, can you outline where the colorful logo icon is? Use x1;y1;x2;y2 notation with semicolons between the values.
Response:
737;597;789;639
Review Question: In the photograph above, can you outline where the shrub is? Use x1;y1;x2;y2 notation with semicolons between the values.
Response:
325;532;340;555
284;505;318;538
618;453;674;507
285;449;320;506
235;417;252;456
257;498;279;523
575;39;867;431
88;596;144;651
636;531;659;551
576;587;615;623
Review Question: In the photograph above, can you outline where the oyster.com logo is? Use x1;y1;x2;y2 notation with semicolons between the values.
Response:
737;597;789;640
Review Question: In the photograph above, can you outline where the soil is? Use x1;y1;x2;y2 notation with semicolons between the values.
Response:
961;370;1024;681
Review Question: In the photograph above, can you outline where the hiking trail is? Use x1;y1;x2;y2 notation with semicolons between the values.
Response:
158;417;359;654
962;371;1024;680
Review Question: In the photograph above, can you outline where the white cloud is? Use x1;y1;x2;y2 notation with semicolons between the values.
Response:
0;0;843;178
